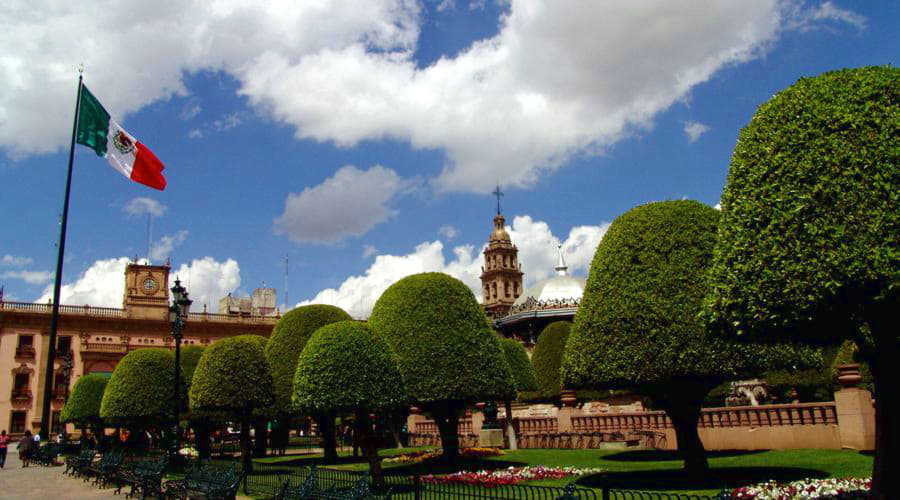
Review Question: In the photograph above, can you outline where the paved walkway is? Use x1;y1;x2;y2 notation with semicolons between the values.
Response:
0;449;252;499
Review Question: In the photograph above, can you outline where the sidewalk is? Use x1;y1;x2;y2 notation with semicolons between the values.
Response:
0;450;252;499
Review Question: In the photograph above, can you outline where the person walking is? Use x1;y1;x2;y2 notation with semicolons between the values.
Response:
0;430;10;468
17;430;34;467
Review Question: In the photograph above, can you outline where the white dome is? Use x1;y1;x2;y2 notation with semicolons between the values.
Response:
513;274;586;307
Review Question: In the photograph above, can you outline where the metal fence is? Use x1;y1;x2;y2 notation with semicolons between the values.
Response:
239;463;721;500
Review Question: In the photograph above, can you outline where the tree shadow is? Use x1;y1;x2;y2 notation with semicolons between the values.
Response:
601;449;766;462
383;457;529;476
577;467;828;491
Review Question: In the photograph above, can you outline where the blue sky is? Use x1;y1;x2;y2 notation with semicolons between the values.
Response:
1;1;896;318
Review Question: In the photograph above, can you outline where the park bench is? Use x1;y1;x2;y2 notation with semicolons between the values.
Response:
276;468;390;500
114;454;168;499
32;442;61;466
85;449;125;488
161;462;242;500
64;448;96;476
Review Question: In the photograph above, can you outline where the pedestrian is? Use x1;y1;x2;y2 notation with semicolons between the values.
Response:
17;430;33;467
0;430;10;468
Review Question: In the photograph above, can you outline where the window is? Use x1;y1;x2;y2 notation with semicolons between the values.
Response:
505;281;511;297
15;335;35;359
51;411;61;435
14;373;29;390
57;336;71;354
18;335;33;347
10;411;26;434
53;373;66;393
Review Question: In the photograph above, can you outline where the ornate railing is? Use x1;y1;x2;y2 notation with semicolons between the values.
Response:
15;346;35;359
1;301;125;317
11;388;32;401
698;402;837;427
80;342;128;354
187;311;279;324
517;416;559;434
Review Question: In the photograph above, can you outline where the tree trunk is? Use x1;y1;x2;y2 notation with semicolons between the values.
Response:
430;402;460;463
504;400;518;450
317;411;338;464
191;419;212;460
387;414;403;449
659;384;709;476
868;314;897;499
252;418;267;457
356;410;385;489
239;420;253;474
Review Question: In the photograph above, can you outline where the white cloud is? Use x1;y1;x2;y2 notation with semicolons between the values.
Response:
362;245;379;258
150;230;189;262
1;270;54;285
1;254;33;267
173;257;242;310
213;112;242;132
299;214;608;318
35;256;240;309
436;0;456;13
180;102;202;120
439;225;459;240
714;202;722;210
1;1;862;193
274;165;417;244
787;1;867;32
187;129;203;139
123;197;168;217
683;121;712;143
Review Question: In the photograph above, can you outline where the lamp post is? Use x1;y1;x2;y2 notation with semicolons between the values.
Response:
61;352;73;441
169;278;192;461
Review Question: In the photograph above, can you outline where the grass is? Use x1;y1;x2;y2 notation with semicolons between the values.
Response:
251;447;873;496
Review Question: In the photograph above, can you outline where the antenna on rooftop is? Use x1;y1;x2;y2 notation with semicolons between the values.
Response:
145;214;153;264
284;255;289;312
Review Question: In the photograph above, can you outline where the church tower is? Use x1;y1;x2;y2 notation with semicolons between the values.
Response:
481;187;523;320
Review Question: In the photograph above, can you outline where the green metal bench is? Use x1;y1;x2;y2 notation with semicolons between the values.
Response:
64;448;95;476
276;468;390;500
114;454;168;499
85;449;124;488
161;462;242;500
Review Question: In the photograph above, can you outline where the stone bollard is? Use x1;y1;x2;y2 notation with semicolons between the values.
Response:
834;364;875;450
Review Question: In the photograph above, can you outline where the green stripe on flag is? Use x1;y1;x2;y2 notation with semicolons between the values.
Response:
75;85;111;156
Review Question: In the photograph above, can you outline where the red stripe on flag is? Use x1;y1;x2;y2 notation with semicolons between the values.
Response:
132;142;167;191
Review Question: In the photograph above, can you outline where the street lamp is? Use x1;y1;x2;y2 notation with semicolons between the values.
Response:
169;278;192;460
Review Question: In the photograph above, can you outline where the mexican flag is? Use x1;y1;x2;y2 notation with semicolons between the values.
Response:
75;85;167;190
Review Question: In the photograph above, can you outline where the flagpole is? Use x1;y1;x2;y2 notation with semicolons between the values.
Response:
40;70;83;442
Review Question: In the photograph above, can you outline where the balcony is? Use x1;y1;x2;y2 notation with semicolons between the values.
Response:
15;346;35;359
52;387;68;399
11;388;32;401
55;349;74;360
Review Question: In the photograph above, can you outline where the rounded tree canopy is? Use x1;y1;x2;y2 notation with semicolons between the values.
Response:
180;345;205;393
100;348;177;422
532;321;571;399
191;335;275;415
61;374;108;424
369;272;515;404
499;337;538;394
293;321;405;413
705;66;899;343
563;201;724;391
266;304;352;413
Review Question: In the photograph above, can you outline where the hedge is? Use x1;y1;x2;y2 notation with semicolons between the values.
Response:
499;337;537;394
190;335;274;415
293;321;404;412
100;348;177;422
265;305;352;412
532;321;571;399
61;374;108;424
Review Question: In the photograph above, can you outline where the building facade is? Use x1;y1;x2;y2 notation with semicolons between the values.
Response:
480;211;524;320
0;260;277;438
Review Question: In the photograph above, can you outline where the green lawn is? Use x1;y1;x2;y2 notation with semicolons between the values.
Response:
252;447;873;496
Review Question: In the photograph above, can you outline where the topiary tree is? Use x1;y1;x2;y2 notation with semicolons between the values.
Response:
101;349;177;430
180;345;205;394
703;66;898;495
369;272;515;462
532;321;571;400
498;337;537;449
61;374;108;436
563;200;815;474
190;335;275;474
294;321;404;485
265;304;351;461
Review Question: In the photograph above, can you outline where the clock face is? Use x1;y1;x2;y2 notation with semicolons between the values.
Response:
142;277;158;294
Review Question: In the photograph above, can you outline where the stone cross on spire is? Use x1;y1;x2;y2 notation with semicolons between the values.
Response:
492;184;504;214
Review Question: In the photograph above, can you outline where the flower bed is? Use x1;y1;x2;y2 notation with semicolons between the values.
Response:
384;447;504;464
422;466;604;486
730;478;870;499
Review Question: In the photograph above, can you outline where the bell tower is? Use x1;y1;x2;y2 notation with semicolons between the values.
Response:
480;186;523;320
123;259;170;320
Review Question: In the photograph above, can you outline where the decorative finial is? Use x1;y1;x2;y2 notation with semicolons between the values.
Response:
555;244;568;276
492;184;504;215
78;63;84;75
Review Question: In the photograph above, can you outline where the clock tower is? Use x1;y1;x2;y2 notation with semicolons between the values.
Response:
123;260;170;320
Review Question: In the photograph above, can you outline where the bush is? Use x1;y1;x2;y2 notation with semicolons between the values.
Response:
100;348;177;422
532;321;571;399
369;272;515;404
190;335;274;414
265;305;352;413
499;337;537;394
293;321;404;412
180;345;205;393
61;374;108;424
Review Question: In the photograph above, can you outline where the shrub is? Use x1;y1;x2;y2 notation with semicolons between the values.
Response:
369;272;515;461
265;305;351;413
532;321;571;399
100;348;177;423
703;66;898;492
499;338;537;394
61;374;108;424
180;345;205;393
